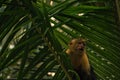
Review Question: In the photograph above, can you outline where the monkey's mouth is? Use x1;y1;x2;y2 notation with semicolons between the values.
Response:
80;48;84;51
76;46;84;51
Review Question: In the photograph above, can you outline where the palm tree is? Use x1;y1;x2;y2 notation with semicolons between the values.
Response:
0;0;120;80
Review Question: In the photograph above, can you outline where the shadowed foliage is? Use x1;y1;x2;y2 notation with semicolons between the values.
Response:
0;0;120;80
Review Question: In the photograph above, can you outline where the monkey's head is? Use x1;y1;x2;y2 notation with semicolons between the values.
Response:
68;38;86;54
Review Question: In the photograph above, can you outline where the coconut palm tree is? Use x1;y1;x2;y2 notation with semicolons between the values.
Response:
0;0;120;80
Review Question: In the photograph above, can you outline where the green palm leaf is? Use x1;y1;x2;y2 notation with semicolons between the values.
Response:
0;0;120;80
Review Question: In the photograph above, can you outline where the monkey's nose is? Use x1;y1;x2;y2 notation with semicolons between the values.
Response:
77;44;84;50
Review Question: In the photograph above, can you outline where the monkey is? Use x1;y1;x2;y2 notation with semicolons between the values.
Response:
66;38;96;80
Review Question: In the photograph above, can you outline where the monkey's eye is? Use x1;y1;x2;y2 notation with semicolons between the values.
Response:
82;42;85;46
78;42;85;46
69;42;72;45
78;42;82;44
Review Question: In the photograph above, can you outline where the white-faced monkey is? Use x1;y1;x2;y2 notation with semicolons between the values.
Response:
66;38;96;80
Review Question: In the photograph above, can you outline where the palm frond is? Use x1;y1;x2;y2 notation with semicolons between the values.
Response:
0;0;120;80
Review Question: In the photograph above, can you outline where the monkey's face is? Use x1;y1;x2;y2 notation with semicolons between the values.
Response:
69;38;85;53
